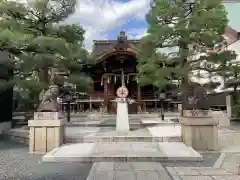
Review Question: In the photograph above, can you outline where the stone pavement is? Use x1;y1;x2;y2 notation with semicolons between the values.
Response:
86;162;172;180
221;153;240;174
85;162;240;180
1;135;240;180
167;167;240;180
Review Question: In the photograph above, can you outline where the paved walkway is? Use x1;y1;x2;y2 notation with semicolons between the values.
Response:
86;162;172;180
167;166;240;180
3;115;240;179
221;153;240;174
86;162;240;180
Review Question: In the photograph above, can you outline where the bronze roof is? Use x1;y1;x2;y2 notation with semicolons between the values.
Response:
92;40;140;59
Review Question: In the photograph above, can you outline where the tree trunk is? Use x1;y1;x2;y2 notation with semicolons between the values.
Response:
233;85;238;104
43;67;49;84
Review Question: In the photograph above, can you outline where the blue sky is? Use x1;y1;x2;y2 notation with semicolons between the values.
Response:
67;0;240;51
67;0;151;50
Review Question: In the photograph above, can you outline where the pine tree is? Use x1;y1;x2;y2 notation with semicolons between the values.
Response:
221;60;240;102
0;0;93;105
137;0;236;104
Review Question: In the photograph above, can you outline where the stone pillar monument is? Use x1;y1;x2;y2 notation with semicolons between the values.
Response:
115;68;130;132
116;98;130;132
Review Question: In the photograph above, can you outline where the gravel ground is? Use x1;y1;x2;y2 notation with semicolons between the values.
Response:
0;140;92;180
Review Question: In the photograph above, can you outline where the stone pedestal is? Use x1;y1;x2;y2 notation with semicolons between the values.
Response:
180;110;218;151
116;98;130;132
28;112;66;154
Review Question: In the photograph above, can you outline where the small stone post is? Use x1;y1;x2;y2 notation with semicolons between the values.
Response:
28;112;66;154
180;110;219;151
226;95;232;119
178;104;182;113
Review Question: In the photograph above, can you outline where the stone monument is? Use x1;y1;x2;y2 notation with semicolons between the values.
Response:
28;68;66;154
180;83;219;151
115;69;130;132
116;98;130;132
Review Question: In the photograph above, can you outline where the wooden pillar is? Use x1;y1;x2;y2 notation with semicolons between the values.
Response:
153;86;157;110
104;77;108;113
137;83;142;113
77;102;79;113
89;96;92;112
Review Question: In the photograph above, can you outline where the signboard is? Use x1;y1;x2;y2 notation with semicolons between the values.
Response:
116;86;129;98
34;112;59;120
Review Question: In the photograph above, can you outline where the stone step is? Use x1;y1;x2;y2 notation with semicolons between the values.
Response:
83;113;180;121
65;135;182;143
42;142;203;162
64;125;182;143
67;119;178;128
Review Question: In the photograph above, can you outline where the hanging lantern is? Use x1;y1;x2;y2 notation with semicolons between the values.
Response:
135;76;139;83
127;75;129;84
107;76;110;83
101;76;103;86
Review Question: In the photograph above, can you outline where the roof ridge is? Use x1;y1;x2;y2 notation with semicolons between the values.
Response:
93;40;140;44
227;25;239;33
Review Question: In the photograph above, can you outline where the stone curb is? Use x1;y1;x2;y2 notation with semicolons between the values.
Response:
214;152;226;168
42;155;203;163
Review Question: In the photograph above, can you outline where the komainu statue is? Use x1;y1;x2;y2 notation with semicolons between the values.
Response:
184;82;210;116
37;85;59;112
37;68;59;112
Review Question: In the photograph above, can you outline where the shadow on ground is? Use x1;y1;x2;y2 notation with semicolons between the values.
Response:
0;140;92;180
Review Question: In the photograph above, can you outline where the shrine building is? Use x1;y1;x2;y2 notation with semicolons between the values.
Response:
76;31;179;114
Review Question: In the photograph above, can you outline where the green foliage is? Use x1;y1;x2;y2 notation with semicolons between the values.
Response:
232;103;240;118
0;0;94;103
137;0;235;92
67;74;92;92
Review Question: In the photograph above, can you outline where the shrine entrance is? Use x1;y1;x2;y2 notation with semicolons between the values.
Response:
81;31;143;114
107;68;139;114
59;31;182;114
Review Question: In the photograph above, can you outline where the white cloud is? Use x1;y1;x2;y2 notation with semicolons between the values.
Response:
67;0;151;51
127;28;148;39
